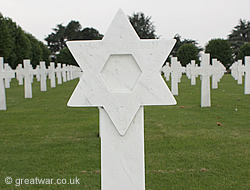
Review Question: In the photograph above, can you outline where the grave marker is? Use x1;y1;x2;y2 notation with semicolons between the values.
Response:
16;64;24;85
161;62;171;81
4;63;14;88
66;9;176;190
244;56;250;94
38;61;48;91
211;58;226;89
237;60;244;84
199;53;212;107
170;57;185;95
62;64;67;82
19;60;36;98
48;62;56;88
55;63;62;84
0;57;15;110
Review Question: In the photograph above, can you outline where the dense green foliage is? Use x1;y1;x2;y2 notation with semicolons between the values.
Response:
0;13;50;68
238;43;250;62
45;21;103;64
171;34;202;58
177;43;199;66
205;39;233;69
0;75;249;189
228;19;250;60
129;12;158;39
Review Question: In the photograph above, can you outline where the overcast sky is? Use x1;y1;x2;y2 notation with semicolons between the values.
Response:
1;0;250;48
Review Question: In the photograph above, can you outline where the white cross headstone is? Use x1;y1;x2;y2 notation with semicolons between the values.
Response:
189;60;199;85
19;59;36;98
161;62;171;81
66;65;71;81
35;65;41;82
237;60;244;85
170;57;185;95
48;62;56;88
4;63;15;88
55;63;62;84
66;9;176;190
37;61;48;91
62;64;67;82
16;64;24;85
211;58;226;89
230;62;238;80
244;56;250;94
0;57;15;110
185;63;191;79
199;53;212;107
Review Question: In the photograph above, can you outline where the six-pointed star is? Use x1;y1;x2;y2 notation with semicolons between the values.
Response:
67;9;176;136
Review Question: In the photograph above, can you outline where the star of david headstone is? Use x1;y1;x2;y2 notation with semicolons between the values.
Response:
67;9;176;136
67;9;176;190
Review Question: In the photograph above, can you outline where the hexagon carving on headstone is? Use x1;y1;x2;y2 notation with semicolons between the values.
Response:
100;54;142;92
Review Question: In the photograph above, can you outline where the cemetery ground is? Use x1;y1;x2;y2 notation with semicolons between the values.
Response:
0;74;249;190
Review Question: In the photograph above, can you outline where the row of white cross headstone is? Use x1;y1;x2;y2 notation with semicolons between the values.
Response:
161;54;250;107
230;57;250;94
0;57;82;110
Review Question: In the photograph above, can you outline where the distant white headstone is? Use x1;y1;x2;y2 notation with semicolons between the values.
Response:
244;56;250;94
37;61;48;91
62;64;67;82
35;65;41;82
211;58;226;89
161;62;171;81
19;60;36;98
170;57;185;95
48;62;56;88
66;9;176;190
16;64;24;85
199;53;212;107
189;60;199;85
0;57;15;110
4;63;14;88
55;63;62;84
237;60;244;85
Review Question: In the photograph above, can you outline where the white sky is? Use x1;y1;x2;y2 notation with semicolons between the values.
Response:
1;0;250;48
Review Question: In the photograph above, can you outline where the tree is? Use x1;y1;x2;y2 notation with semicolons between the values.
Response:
205;39;233;69
56;47;77;65
228;19;250;60
46;21;103;64
128;12;158;39
26;33;42;67
167;34;202;63
238;43;250;62
0;13;13;60
177;44;199;66
0;13;50;68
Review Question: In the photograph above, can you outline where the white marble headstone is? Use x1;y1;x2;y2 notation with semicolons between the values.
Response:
48;62;56;88
211;58;226;89
244;56;250;94
161;62;171;81
170;57;185;95
237;60;244;85
37;61;48;91
4;63;14;88
199;53;212;107
62;64;67;82
0;57;15;110
55;63;62;84
19;60;36;98
15;64;24;85
66;9;176;190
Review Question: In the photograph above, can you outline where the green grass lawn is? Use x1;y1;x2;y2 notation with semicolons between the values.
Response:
0;74;249;189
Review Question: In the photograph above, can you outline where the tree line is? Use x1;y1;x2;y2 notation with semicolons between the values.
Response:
0;12;249;69
0;13;50;68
